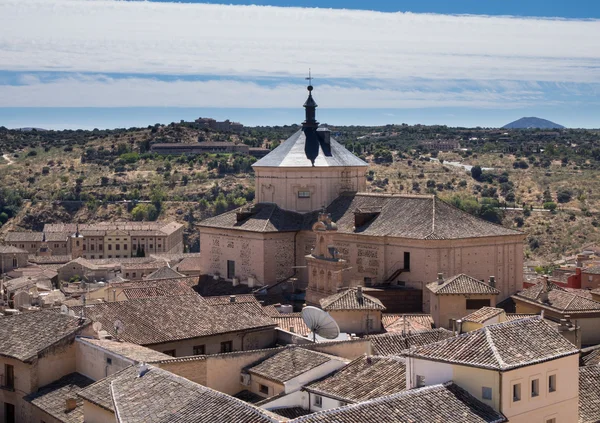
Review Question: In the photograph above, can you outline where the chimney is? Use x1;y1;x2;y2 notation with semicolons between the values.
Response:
540;276;550;303
356;286;363;299
65;398;77;412
489;276;496;288
437;273;444;285
138;363;149;378
229;295;236;303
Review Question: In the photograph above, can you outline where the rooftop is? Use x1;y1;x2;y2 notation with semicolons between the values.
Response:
5;231;44;242
581;348;600;366
246;347;339;384
78;366;134;412
110;365;276;423
0;244;28;254
77;338;173;363
143;266;185;280
290;382;506;423
0;310;90;362
305;356;406;403
25;372;93;423
43;221;182;235
426;274;500;295
513;280;600;314
406;317;578;371
69;295;275;346
462;307;506;323
370;328;454;356
579;365;600;423
382;314;433;332
200;193;522;240
320;288;386;311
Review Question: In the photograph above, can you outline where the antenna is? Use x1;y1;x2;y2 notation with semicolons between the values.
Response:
302;306;340;342
92;322;103;333
60;305;69;315
113;319;124;338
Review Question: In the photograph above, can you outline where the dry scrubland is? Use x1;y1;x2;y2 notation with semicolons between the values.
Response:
1;124;600;263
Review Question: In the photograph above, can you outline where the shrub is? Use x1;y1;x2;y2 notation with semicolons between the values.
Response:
470;165;482;180
556;189;572;204
543;202;557;211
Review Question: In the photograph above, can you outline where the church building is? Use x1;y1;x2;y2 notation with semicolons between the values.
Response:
198;84;525;311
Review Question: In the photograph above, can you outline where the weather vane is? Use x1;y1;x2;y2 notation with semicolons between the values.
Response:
306;69;313;86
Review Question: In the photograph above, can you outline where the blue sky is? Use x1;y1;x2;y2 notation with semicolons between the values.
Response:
1;0;600;129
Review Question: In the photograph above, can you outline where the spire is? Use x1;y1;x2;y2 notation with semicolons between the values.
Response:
303;70;318;128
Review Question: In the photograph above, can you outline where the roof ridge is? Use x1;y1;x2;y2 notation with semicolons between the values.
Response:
431;196;436;235
484;327;507;370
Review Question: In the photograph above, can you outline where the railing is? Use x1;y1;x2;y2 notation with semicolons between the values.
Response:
382;261;406;284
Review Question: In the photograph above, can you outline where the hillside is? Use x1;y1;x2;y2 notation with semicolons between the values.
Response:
503;117;564;129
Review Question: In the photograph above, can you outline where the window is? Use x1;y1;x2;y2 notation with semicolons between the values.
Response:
482;387;492;400
416;375;425;388
125;273;130;278
404;252;411;271
548;374;557;393
108;245;112;251
227;260;235;279
149;245;153;249
132;272;136;278
221;341;233;353
466;299;491;310
512;383;521;402
83;245;86;250
364;277;373;286
5;402;15;423
99;245;103;250
91;245;94;251
546;419;556;423
76;240;80;246
91;255;95;259
12;257;17;268
193;345;205;355
106;357;112;365
4;364;14;389
133;245;137;250
259;384;269;395
531;379;539;398
313;395;322;407
163;350;176;357
116;245;120;251
158;244;161;248
124;244;127;250
298;191;311;198
366;317;374;332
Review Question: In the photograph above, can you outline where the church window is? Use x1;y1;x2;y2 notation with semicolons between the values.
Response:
298;191;311;198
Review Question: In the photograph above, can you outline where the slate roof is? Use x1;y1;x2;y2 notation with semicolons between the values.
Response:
406;317;578;371
462;307;506;323
110;365;276;423
70;295;275;346
25;372;93;423
247;347;337;383
0;244;28;254
78;338;173;363
290;382;506;423
427;274;500;295
143;266;185;280
305;356;406;403
252;128;368;168
513;280;600;314
0;310;90;362
370;328;454;356
5;231;44;242
200;193;522;240
320;288;386;311
579;365;600;423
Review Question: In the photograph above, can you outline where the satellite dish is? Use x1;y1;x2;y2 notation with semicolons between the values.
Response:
113;319;124;336
68;310;76;317
60;305;68;315
302;306;340;342
92;322;103;333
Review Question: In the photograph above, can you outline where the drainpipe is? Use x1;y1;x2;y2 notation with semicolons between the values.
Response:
499;372;503;413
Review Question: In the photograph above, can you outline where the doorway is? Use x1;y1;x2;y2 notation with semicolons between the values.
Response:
5;403;15;423
227;260;235;279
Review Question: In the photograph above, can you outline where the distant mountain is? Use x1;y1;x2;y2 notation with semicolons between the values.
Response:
502;117;564;129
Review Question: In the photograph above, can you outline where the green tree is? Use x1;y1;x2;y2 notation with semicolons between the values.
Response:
470;165;482;180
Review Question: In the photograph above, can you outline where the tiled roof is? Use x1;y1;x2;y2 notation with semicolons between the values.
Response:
320;288;386;311
290;382;506;423
116;277;198;300
0;244;28;253
28;255;72;264
120;261;165;270
110;365;276;423
513;281;600;314
406;317;578;371
25;372;93;423
0;310;90;362
200;193;522;240
174;256;203;273
70;295;275;346
78;338;173;363
582;349;600;366
252;128;368;168
370;328;454;356
5;231;44;242
382;313;434;333
462;307;506;323
247;347;337;383
45;232;70;242
5;274;52;293
505;313;538;321
427;274;500;295
305;356;406;403
271;407;312;419
582;266;600;275
579;365;600;423
143;266;185;280
43;221;182;235
78;367;134;412
273;316;310;336
195;276;255;297
203;294;259;305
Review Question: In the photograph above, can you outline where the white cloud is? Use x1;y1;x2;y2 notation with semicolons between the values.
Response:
0;74;555;108
0;0;599;83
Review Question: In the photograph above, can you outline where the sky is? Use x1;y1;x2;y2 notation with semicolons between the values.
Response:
1;0;599;129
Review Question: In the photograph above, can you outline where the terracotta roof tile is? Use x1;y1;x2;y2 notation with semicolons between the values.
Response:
0;245;28;254
305;356;406;403
582;349;600;367
291;382;506;423
406;317;578;371
462;307;505;323
513;281;600;314
247;347;337;383
321;288;386;311
579;365;600;423
370;328;454;356
25;372;93;423
5;231;44;242
272;316;310;336
78;338;173;363
143;266;185;280
78;367;134;412
427;274;500;295
382;314;434;333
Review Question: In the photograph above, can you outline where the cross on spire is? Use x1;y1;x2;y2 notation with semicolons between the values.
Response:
305;69;313;88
